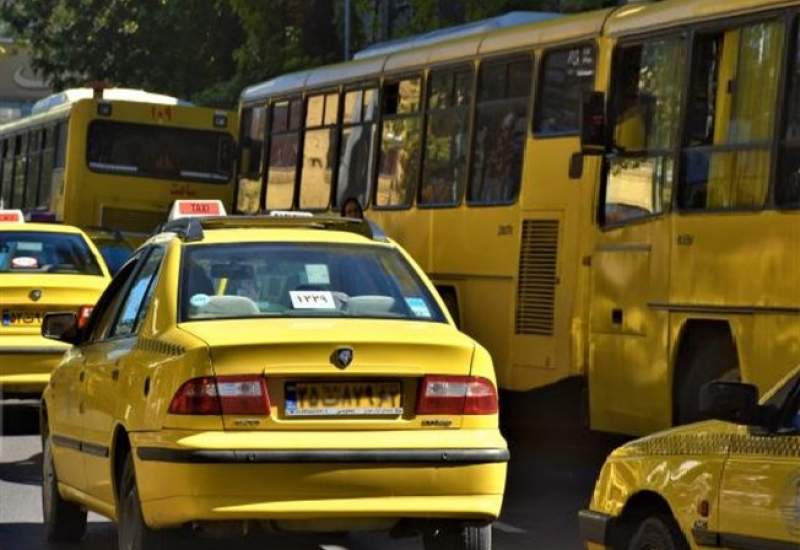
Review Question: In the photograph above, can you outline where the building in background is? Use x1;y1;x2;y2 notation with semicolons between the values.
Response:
0;22;51;122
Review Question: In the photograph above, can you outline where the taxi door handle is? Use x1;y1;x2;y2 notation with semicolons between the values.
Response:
111;369;119;382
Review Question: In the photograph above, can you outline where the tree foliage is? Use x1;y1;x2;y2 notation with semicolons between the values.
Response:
1;0;622;108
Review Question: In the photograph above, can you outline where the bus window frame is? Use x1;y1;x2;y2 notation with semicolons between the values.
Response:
598;30;689;231
372;71;425;212
533;41;598;140
235;100;269;213
773;11;800;211
334;80;381;212
264;95;304;211
466;52;535;209
298;88;341;213
417;61;476;210
84;119;235;185
674;12;790;215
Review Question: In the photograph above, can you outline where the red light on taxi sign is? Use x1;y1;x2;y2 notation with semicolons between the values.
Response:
168;200;227;221
0;209;24;223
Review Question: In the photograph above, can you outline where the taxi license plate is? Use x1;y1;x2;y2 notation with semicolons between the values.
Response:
285;381;403;417
1;309;44;327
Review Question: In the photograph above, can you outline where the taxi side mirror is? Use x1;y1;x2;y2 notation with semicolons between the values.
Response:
580;90;606;156
700;381;763;426
42;312;80;345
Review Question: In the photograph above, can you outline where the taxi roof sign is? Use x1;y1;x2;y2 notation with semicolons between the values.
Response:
0;209;24;223
168;200;226;221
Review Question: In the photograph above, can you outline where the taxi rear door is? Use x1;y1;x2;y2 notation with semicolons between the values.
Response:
82;247;164;505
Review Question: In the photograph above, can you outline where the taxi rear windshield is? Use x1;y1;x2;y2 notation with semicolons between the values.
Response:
179;243;446;322
0;231;102;275
87;121;233;183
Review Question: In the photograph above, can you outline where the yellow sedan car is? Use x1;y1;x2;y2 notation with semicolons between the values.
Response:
0;210;110;397
39;202;508;550
580;369;800;550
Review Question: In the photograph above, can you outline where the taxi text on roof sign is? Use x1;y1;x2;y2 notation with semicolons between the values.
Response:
0;210;24;223
168;200;227;221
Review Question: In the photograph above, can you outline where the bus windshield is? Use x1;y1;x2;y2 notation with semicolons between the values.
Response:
87;121;233;183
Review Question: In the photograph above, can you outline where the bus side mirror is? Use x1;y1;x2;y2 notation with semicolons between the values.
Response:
700;381;764;427
580;91;606;156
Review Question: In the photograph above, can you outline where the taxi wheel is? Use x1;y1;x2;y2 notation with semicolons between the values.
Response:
423;522;491;550
118;454;166;550
627;515;689;550
42;436;87;541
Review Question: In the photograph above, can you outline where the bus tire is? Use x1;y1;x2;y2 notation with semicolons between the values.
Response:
423;522;491;550
626;514;689;550
42;435;87;542
675;325;738;425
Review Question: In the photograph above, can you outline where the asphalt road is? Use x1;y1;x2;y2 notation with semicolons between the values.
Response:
0;380;628;550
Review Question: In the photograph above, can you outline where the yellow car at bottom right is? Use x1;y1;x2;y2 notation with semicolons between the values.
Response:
580;368;800;550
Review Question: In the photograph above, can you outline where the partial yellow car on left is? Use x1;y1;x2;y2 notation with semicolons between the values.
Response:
0;210;110;397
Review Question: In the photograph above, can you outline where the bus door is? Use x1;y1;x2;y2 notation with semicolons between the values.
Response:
672;19;799;395
589;35;686;435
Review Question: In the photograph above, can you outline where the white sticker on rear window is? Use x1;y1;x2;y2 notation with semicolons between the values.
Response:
290;290;336;310
190;293;211;308
405;297;431;318
305;264;330;285
11;256;38;269
17;242;43;252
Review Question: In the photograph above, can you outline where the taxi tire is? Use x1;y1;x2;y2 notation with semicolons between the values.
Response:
423;522;491;550
627;515;689;550
118;454;167;550
42;436;87;542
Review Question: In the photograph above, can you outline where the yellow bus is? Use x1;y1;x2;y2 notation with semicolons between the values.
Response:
0;87;236;243
235;0;800;436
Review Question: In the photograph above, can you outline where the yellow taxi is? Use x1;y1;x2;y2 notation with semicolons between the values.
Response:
39;200;508;550
0;210;110;397
579;371;800;550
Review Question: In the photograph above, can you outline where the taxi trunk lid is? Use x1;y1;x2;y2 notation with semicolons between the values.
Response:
179;318;475;430
0;274;105;335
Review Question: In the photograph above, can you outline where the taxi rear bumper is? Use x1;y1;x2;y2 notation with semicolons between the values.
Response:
130;430;508;529
0;343;68;395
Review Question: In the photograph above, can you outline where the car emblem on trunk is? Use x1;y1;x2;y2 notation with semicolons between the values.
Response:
332;347;354;369
29;289;42;302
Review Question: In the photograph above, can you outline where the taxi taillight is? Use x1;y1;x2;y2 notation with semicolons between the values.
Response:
416;375;498;415
77;305;94;330
168;375;270;416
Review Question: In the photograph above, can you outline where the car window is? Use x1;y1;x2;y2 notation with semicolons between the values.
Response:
85;256;141;343
109;248;164;338
0;231;102;275
180;243;446;323
97;242;134;275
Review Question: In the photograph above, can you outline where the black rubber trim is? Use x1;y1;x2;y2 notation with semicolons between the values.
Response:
693;528;799;550
136;447;510;465
51;434;109;458
692;527;719;546
578;509;613;545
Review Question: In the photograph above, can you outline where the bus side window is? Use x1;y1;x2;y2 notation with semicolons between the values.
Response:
0;139;7;207
375;77;422;209
266;98;302;210
25;129;42;208
602;37;685;226
12;133;27;209
299;92;339;210
535;44;596;135
419;65;474;207
335;87;378;209
679;21;784;211
777;20;800;208
468;56;533;205
54;120;67;169
236;105;266;214
40;126;56;209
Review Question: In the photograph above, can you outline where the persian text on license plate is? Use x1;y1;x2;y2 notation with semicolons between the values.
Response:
285;381;403;417
1;309;44;327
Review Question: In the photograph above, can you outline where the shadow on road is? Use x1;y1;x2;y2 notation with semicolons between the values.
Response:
1;401;41;436
0;451;42;486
